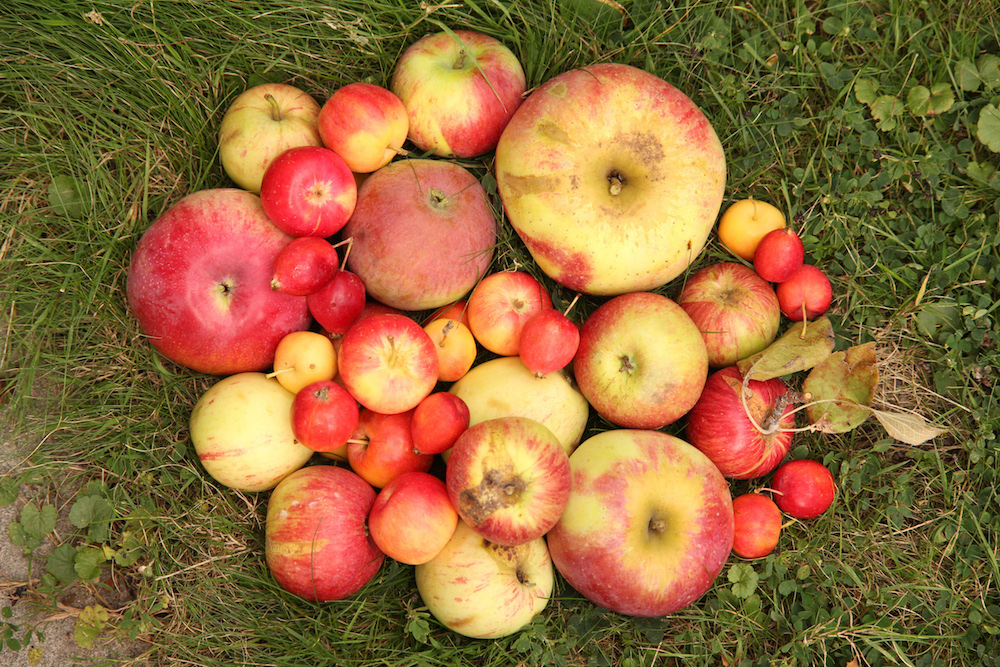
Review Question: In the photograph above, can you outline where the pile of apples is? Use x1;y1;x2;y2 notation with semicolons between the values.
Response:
124;29;839;639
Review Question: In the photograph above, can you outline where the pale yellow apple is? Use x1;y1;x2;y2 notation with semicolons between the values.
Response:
269;330;337;394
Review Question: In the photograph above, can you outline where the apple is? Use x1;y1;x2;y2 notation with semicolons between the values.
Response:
731;493;782;559
307;269;367;336
573;291;708;430
677;262;781;368
343;159;496;311
259;145;357;238
717;198;787;262
753;227;805;283
189;372;314;492
317;82;408;173
685;366;795;479
348;408;433;488
495;63;726;295
127;189;312;376
446;417;570;546
391;30;526;158
269;330;337;394
368;471;458;565
290;380;360;453
466;270;552;357
265;465;384;601
414;521;553;639
423;317;477;383
546;429;734;617
770;459;836;519
519;308;580;377
270;236;339;296
411;392;470;456
338;313;439;415
219;83;322;193
448;356;590;456
775;264;833;321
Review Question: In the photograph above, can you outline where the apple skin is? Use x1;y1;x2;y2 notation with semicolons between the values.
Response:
270;236;339;296
519;308;580;377
343;159;496;311
270;330;337;394
307;270;367;336
423;317;477;382
753;227;805;283
411;392;470;456
348;408;433;489
446;417;571;546
127;189;312;376
317;82;409;173
368;471;458;565
189;373;314;492
466;270;552;357
677;262;781;368
685;366;795;480
265;465;384;602
495;63;726;295
546;429;734;617
775;264;833;321
219;83;322;193
260;145;357;238
290;380;360;453
573;291;708;430
391;30;526;158
414;520;553;639
338;313;439;415
731;493;782;559
770;459;836;519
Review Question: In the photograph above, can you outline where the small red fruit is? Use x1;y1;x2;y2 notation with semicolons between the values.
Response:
290;380;360;452
775;264;832;321
753;228;805;283
307;270;367;335
411;392;470;455
731;493;782;559
519;308;580;377
771;459;836;519
271;237;339;296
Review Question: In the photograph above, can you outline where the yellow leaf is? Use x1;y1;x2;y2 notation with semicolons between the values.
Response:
871;409;947;445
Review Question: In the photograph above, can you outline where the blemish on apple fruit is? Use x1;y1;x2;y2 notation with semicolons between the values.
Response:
459;468;526;524
619;354;635;375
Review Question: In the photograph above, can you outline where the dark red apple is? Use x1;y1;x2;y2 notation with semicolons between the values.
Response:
753;227;805;283
259;145;357;238
519;308;580;377
411;392;470;456
307;269;367;336
348;408;434;488
770;459;836;519
775;264;832;321
290;380;360;452
271;236;339;296
731;493;782;559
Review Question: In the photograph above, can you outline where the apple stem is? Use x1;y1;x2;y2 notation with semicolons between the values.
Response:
332;236;354;271
264;93;282;122
562;293;581;317
608;173;623;196
393;146;410;157
264;367;293;379
454;50;467;70
345;438;368;446
799;306;808;338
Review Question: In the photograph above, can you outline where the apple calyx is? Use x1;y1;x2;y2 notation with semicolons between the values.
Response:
648;517;668;534
458;468;526;525
264;93;283;121
486;541;537;588
428;188;450;211
618;354;635;375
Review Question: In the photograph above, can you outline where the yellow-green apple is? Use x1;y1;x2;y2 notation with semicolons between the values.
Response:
494;63;726;295
269;330;338;394
307;269;366;336
466;270;552;356
390;30;526;158
317;82;408;173
127;189;312;376
448;355;590;456
265;465;383;601
368;471;458;565
290;380;360;453
337;313;438;414
347;408;433;488
219;83;322;193
519;308;580;377
414;520;553;639
270;236;339;296
546;429;734;617
411;392;470;456
685;365;795;479
775;264;833;321
770;459;836;519
423;317;477;382
676;262;781;368
189;372;313;492
753;227;805;283
731;493;782;559
446;417;570;546
573;291;708;429
260;146;357;238
343;159;496;311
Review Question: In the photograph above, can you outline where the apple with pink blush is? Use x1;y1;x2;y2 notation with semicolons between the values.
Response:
368;471;459;565
776;264;833;321
290;380;360;453
423;317;477;383
731;493;782;559
259;145;356;238
467;270;552;357
411;392;470;456
347;408;433;489
317;82;409;174
753;227;805;283
770;459;836;519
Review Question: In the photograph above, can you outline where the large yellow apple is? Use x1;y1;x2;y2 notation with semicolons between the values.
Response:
494;63;726;295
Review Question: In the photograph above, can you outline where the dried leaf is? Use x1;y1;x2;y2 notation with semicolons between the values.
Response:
737;316;835;381
871;409;947;445
803;342;878;433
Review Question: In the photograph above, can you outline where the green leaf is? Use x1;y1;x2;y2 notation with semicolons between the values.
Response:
977;104;1000;152
47;175;87;218
979;54;1000;90
73;605;109;649
870;95;904;130
957;58;982;91
21;502;57;539
0;477;20;506
46;543;81;585
854;78;879;105
728;563;759;599
803;342;878;433
74;547;106;581
69;495;115;544
907;84;953;116
737;316;836;381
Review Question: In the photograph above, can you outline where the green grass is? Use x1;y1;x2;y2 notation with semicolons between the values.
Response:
1;0;999;665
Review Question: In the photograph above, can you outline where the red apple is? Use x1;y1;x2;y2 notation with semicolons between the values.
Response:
347;408;433;489
467;271;552;357
265;465;383;601
411;392;470;456
753;227;805;283
446;416;571;546
127;189;311;375
343;159;497;311
731;493;782;559
685;366;795;479
391;30;526;158
338;313;439;415
368;471;458;565
677;262;781;368
770;459;836;519
307;270;367;336
259;146;356;238
290;380;360;453
775;264;833;321
317;82;409;174
518;308;580;377
270;236;339;296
